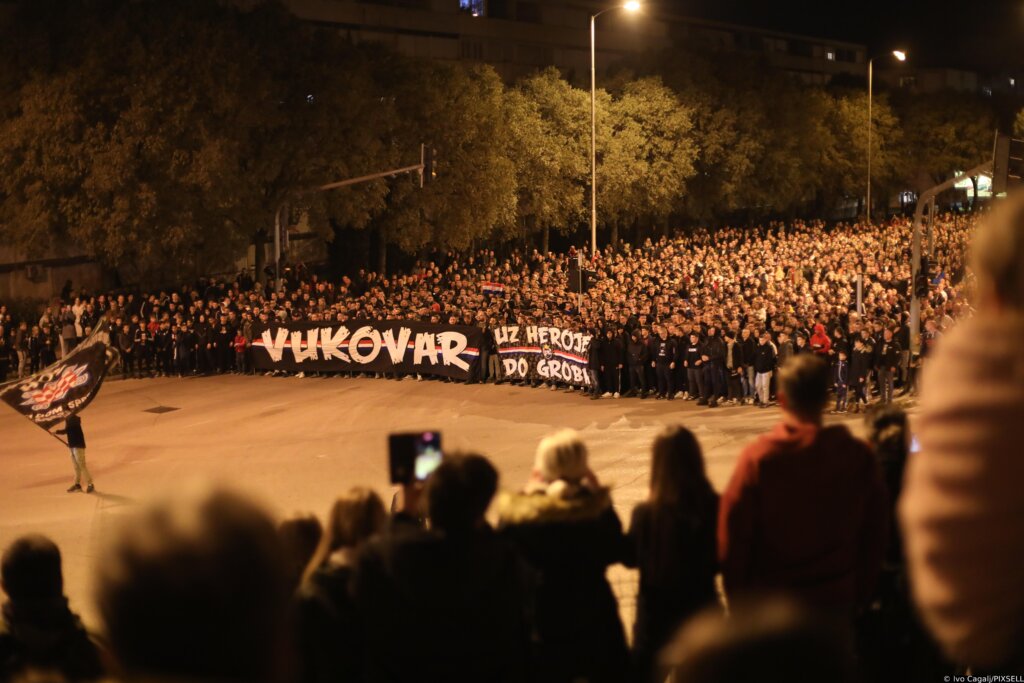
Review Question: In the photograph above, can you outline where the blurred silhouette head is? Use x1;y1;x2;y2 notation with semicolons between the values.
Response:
973;190;1024;311
662;597;855;683
425;453;498;535
97;487;289;683
2;535;63;602
777;355;829;421
302;488;385;586
649;425;714;513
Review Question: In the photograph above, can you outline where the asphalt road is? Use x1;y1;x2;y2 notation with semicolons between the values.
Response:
0;373;872;630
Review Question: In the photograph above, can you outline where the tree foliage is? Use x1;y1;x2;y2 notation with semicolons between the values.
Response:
0;0;1012;283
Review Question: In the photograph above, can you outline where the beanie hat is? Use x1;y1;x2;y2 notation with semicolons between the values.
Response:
533;429;589;484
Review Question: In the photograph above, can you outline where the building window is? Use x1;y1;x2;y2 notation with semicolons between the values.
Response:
460;39;483;60
1011;77;1016;88
516;1;541;23
826;50;835;61
982;86;993;97
460;0;484;16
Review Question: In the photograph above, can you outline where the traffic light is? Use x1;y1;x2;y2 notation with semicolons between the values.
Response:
993;133;1024;195
423;147;439;185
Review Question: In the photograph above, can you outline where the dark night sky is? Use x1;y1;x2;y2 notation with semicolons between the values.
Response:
654;0;1024;73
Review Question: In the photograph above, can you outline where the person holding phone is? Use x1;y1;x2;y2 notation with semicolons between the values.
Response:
352;453;531;681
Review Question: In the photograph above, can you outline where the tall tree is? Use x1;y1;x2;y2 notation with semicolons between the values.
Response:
508;68;589;252
896;91;997;202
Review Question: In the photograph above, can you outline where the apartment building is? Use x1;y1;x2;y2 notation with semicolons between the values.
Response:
276;0;868;84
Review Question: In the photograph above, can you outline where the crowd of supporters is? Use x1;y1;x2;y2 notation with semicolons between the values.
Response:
4;195;1024;683
1;215;971;410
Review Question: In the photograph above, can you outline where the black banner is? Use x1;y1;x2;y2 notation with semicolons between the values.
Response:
251;320;483;380
494;325;593;387
0;321;114;432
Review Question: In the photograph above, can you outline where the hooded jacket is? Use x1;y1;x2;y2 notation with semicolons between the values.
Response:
498;486;628;683
809;323;832;356
719;420;887;614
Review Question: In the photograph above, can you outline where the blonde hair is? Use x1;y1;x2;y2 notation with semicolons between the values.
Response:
533;429;589;483
301;487;385;587
972;191;1024;310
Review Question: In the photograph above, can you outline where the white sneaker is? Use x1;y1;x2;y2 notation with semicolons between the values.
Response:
550;384;557;391
602;392;612;398
613;392;620;398
296;371;305;378
416;374;423;382
674;391;685;399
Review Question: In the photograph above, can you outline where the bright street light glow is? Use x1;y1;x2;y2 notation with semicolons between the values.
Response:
624;1;641;12
892;50;907;62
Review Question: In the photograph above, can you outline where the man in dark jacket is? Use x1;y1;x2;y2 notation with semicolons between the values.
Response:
849;338;873;413
700;327;726;408
752;331;777;407
626;331;649;398
586;332;602;399
651;329;677;399
719;355;887;617
737;328;757;405
876;328;901;404
352;455;532;682
683;332;704;401
56;415;93;494
0;535;104;681
599;328;624;397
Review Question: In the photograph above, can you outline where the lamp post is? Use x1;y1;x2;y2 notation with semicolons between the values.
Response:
867;49;906;223
590;1;640;258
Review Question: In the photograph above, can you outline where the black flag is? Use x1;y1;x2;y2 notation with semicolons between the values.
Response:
0;320;114;436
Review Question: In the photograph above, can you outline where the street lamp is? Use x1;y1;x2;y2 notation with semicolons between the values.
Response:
590;1;641;258
867;49;907;223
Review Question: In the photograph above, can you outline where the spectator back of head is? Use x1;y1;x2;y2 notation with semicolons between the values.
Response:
533;428;588;483
973;190;1024;310
425;453;498;535
96;487;289;683
662;598;854;683
777;355;829;420
2;534;63;601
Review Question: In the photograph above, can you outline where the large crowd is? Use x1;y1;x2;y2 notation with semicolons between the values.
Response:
1;215;973;412
3;194;1024;683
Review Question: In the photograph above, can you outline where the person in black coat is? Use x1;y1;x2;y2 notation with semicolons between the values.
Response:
0;535;104;682
586;332;602;399
699;328;726;407
55;415;93;493
624;427;720;683
498;430;628;683
849;338;873;413
296;488;386;683
352;455;533;683
626;331;649;397
599;328;624;397
651;329;677;399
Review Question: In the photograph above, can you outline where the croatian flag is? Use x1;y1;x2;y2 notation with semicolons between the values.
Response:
481;281;505;295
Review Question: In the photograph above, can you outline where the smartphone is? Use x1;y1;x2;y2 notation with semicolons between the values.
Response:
389;431;443;485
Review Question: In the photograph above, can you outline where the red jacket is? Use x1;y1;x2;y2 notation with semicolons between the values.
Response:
718;420;887;614
809;323;831;356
